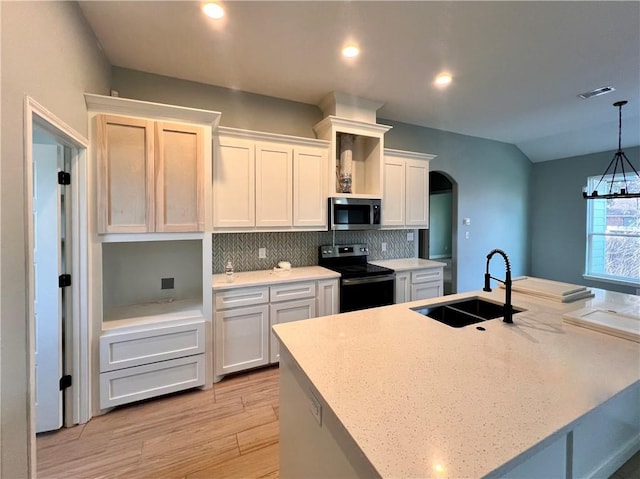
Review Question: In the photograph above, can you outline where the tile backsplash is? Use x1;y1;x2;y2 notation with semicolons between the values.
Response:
212;230;417;273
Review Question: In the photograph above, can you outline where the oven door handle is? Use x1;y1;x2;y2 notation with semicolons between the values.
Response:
341;274;395;286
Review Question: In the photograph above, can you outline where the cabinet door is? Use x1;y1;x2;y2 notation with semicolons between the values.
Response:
405;158;429;227
382;157;405;226
395;272;411;304
213;136;255;228
97;114;154;233
255;142;293;227
293;146;327;227
215;304;269;376
270;298;316;363
411;281;443;301
317;279;339;317
155;122;204;232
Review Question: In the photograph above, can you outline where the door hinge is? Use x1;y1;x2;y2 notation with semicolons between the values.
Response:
58;274;72;288
59;375;72;391
58;171;71;185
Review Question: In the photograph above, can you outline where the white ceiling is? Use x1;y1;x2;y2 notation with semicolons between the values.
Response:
78;1;640;163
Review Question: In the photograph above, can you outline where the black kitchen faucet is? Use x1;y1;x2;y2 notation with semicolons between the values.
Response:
483;249;513;324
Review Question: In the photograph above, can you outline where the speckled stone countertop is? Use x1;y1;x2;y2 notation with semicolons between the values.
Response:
369;257;447;271
212;266;340;291
273;286;640;478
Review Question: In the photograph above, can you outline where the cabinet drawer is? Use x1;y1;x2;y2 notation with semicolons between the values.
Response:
100;320;205;372
100;354;205;409
411;268;443;284
214;286;269;310
270;281;316;302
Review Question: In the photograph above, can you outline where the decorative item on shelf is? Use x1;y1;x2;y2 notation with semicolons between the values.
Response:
338;133;354;193
583;100;640;199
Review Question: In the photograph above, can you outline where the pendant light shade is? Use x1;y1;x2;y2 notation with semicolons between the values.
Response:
583;101;640;199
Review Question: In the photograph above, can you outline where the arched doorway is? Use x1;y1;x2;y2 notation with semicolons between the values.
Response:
419;171;457;294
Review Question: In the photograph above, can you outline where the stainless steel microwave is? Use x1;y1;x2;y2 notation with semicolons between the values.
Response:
328;197;382;231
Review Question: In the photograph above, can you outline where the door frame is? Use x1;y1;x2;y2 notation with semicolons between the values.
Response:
24;97;90;464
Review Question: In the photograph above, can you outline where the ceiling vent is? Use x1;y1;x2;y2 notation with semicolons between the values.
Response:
578;86;616;100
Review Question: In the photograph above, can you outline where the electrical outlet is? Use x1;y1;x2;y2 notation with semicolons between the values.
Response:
259;247;267;259
161;277;174;289
309;392;322;425
407;232;414;241
381;242;387;252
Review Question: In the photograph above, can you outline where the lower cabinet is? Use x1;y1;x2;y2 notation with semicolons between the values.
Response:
216;304;270;376
270;298;316;363
214;278;338;380
99;318;206;409
396;267;444;303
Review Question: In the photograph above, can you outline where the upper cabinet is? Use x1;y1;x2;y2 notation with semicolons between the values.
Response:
382;148;436;229
213;127;329;232
97;115;205;233
87;94;220;235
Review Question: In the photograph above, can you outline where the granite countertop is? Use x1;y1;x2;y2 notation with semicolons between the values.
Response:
212;265;340;291
272;286;640;478
369;257;447;271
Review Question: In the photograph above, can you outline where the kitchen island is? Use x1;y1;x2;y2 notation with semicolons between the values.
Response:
273;285;640;478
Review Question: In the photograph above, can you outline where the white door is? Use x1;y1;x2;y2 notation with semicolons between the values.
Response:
33;143;63;433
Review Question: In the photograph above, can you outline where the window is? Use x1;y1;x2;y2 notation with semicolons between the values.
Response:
585;174;640;285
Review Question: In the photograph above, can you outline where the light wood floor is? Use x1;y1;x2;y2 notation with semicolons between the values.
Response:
37;364;640;479
37;365;281;479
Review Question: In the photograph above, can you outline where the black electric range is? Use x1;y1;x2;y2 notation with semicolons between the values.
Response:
318;244;395;312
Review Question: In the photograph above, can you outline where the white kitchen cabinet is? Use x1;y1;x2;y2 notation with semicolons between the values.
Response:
317;279;339;317
395;272;411;304
97;115;205;233
382;149;435;229
410;268;444;301
269;298;316;363
216;304;270;376
213;136;256;228
98;316;206;409
256;142;293;227
294;147;328;227
87;95;219;415
214;287;270;376
213;127;329;232
391;266;444;303
214;276;338;380
100;354;205;409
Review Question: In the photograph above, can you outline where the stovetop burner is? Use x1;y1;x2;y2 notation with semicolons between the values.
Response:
318;244;394;278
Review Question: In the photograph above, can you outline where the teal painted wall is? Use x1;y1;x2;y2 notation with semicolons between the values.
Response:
112;68;533;293
530;146;640;294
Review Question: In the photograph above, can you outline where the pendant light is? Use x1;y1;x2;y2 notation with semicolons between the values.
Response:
582;100;640;199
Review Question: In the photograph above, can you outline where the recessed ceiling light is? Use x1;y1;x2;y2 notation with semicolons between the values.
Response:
434;73;452;87
202;2;224;19
342;45;360;58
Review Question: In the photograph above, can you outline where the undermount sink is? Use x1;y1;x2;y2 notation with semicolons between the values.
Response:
411;297;525;328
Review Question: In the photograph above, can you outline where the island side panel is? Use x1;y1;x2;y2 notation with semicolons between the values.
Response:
278;348;380;479
572;381;640;478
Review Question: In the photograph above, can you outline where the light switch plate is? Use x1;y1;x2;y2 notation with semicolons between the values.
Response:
381;242;387;252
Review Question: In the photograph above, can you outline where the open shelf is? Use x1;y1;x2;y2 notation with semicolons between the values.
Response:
102;239;204;330
102;297;204;331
